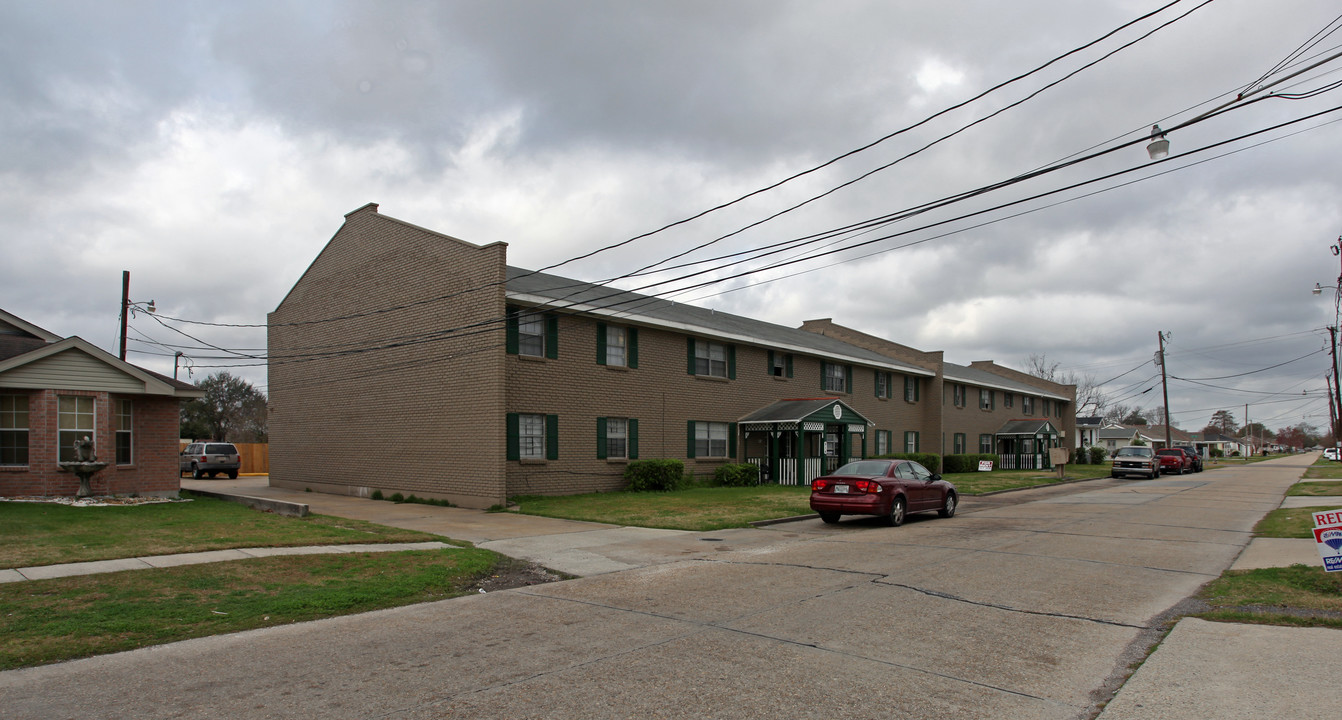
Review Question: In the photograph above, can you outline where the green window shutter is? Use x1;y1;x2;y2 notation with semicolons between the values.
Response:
686;420;697;458
628;419;639;459
546;414;559;460
875;371;881;397
915;432;920;452
687;337;697;375
767;350;775;374
727;345;736;380
628;328;638;369
545;316;559;359
596;417;608;459
505;307;519;355
728;422;737;458
845;365;853;394
506;413;520;461
596;323;607;366
786;354;793;378
914;378;921;401
821;363;828;391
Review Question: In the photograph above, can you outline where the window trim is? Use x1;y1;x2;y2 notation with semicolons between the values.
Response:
507;413;559;461
767;350;793;378
688;420;736;459
903;431;920;453
597;323;638;368
952;384;966;408
979;434;994;454
979;388;994;411
506;307;558;359
953;433;966;454
689;338;734;379
58;395;95;463
822;362;852;394
115;398;133;465
904;375;920;402
597;417;638;460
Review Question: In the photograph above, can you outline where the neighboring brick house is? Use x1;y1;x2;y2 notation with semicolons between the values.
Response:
0;309;203;497
268;204;1076;509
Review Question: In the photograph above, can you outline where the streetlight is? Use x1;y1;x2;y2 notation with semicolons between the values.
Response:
1146;125;1169;160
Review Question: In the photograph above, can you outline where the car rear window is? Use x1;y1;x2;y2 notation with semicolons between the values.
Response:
205;444;238;454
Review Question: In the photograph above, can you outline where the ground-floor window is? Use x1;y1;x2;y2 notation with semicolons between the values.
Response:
115;399;133;465
58;395;95;462
875;430;890;455
904;431;920;453
0;394;28;466
598;417;638;459
508;413;558;461
693;421;729;458
979;434;993;454
953;433;966;454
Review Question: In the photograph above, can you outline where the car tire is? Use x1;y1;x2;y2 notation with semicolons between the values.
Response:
884;497;906;527
939;493;957;518
191;464;203;480
228;471;238;479
818;512;840;524
207;472;217;479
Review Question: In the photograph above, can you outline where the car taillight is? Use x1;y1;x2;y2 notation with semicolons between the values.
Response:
200;455;208;462
853;480;882;493
812;479;830;491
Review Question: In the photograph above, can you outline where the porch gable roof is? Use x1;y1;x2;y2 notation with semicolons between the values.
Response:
995;419;1058;436
737;397;871;427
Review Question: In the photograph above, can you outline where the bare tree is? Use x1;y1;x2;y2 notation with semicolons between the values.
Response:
1026;353;1107;416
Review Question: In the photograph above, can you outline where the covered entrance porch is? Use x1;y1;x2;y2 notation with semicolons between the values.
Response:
739;398;872;486
995;419;1062;470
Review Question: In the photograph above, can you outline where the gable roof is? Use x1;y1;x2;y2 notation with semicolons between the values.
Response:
506;266;936;377
996;419;1059;435
737;397;871;427
0;336;203;397
941;363;1071;402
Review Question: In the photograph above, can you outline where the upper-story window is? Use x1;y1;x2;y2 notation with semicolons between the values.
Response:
768;351;793;378
823;363;848;393
953;384;966;407
597;324;637;368
1022;396;1035;415
695;340;728;378
1043;399;1054;417
1004;393;1014;409
979;389;994;410
508;306;557;359
876;372;891;399
904;376;920;402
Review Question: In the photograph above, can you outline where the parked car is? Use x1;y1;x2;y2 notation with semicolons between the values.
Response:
1325;448;1341;461
1174;445;1204;472
1156;448;1194;475
1111;446;1159;479
810;459;957;526
180;442;241;479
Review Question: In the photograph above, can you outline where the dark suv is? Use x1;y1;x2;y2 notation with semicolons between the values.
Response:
180;442;241;479
1173;445;1203;472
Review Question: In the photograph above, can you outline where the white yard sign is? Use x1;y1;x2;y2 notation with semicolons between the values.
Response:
1313;509;1342;573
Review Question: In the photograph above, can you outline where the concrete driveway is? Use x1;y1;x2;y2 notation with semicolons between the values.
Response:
0;457;1323;719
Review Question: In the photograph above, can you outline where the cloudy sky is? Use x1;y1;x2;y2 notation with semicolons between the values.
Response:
4;0;1342;436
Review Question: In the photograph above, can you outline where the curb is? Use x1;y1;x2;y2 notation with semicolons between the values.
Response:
186;488;309;518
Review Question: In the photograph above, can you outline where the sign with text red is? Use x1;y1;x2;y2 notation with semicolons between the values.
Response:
1312;508;1342;573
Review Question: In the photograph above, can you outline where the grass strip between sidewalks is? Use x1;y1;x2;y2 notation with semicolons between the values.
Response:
0;548;502;670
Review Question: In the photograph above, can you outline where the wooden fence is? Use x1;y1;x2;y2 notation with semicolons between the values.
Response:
180;441;269;475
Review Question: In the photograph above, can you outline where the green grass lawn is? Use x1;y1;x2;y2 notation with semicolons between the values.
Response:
0;493;513;669
0;492;449;569
1251;505;1340;538
1287;481;1342;496
511;485;814;531
1302;458;1342;481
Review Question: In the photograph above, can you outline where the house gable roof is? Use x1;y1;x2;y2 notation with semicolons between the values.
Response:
941;363;1071;402
0;336;202;397
737;397;871;427
996;419;1059;436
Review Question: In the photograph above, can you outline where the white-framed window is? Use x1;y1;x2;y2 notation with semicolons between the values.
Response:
823;363;847;393
876;372;890;399
695;421;729;458
1043;399;1054;417
0;394;29;466
979;434;994;453
606;418;628;459
518;313;546;357
904;431;920;453
695;340;728;378
875;430;890;455
519;413;545;459
953;384;966;407
605;326;627;367
770;352;790;378
115;399;133;465
1022;396;1035;415
954;433;966;454
1004;393;1014;408
904;376;919;402
979;389;994;410
58;395;95;462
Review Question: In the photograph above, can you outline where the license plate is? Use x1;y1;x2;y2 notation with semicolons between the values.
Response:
834;485;849;494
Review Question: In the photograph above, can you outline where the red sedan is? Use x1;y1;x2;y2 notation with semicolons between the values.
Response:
810;459;958;526
1155;448;1194;475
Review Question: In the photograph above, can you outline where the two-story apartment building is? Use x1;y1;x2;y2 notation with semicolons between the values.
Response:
268;204;1075;508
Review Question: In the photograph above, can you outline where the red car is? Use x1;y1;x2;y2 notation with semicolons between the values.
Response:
810;459;958;526
1155;448;1194;475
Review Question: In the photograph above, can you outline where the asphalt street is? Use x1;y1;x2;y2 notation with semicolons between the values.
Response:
0;457;1320;719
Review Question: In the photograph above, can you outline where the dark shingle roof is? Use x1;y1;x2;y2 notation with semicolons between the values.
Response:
506;267;933;375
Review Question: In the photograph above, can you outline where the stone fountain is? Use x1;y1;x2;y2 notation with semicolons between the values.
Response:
57;436;109;498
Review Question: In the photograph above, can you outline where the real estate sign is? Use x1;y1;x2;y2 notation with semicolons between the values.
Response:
1313;509;1342;573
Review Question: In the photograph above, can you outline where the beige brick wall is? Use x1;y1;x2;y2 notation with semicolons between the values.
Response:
268;204;508;509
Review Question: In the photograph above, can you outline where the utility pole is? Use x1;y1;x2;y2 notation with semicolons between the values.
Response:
1331;326;1342;448
118;270;130;361
1327;375;1338;445
1158;331;1171;449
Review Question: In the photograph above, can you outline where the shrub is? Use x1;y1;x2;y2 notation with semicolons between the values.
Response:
370;489;384;501
1210;448;1224;458
714;463;760;487
389;492;405;503
1088;446;1108;465
624;459;686;492
941;454;998;473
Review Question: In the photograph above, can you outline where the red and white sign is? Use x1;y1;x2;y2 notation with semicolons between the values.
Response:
1312;508;1342;573
978;460;993;472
